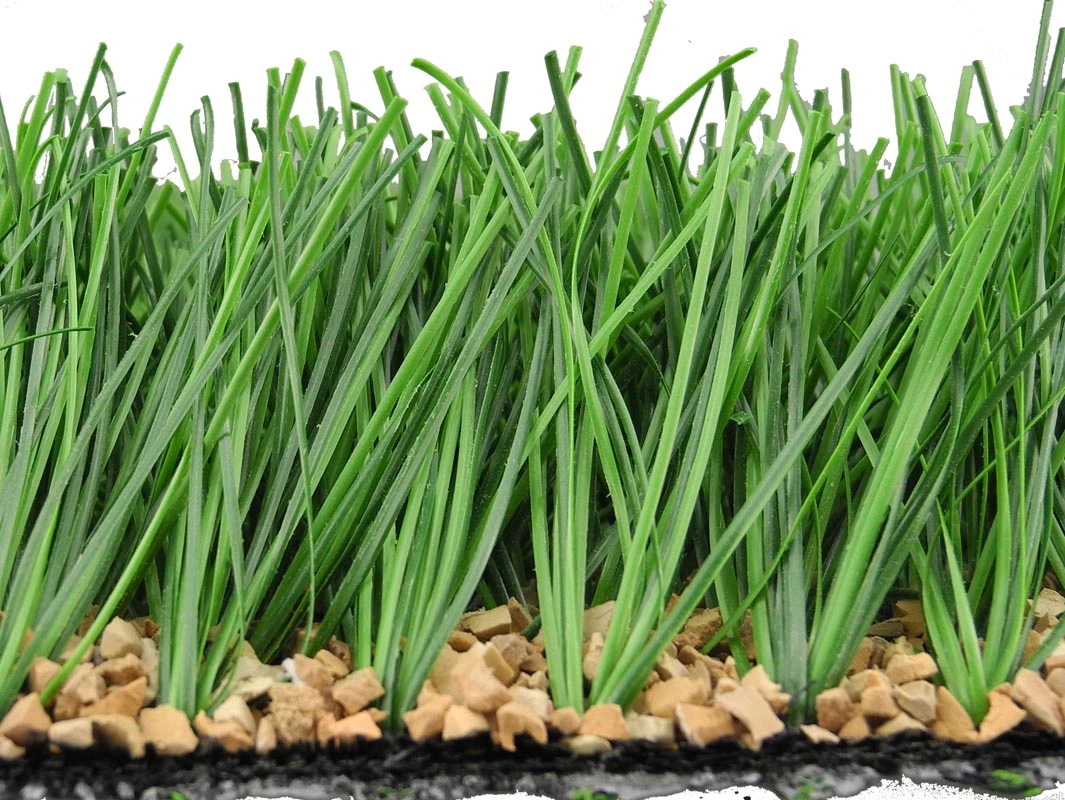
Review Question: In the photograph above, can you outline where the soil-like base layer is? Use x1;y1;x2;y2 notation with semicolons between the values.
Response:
2;729;1063;800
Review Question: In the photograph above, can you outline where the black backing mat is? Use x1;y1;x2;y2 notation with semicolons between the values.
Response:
2;728;1063;800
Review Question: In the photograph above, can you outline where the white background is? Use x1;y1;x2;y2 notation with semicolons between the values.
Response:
0;0;1061;178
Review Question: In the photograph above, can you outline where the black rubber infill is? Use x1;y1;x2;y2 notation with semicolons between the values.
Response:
2;728;1063;800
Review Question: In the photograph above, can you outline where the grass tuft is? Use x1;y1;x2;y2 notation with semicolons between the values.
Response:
2;0;1065;734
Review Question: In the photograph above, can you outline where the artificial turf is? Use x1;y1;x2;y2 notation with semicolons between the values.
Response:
2;0;1065;764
